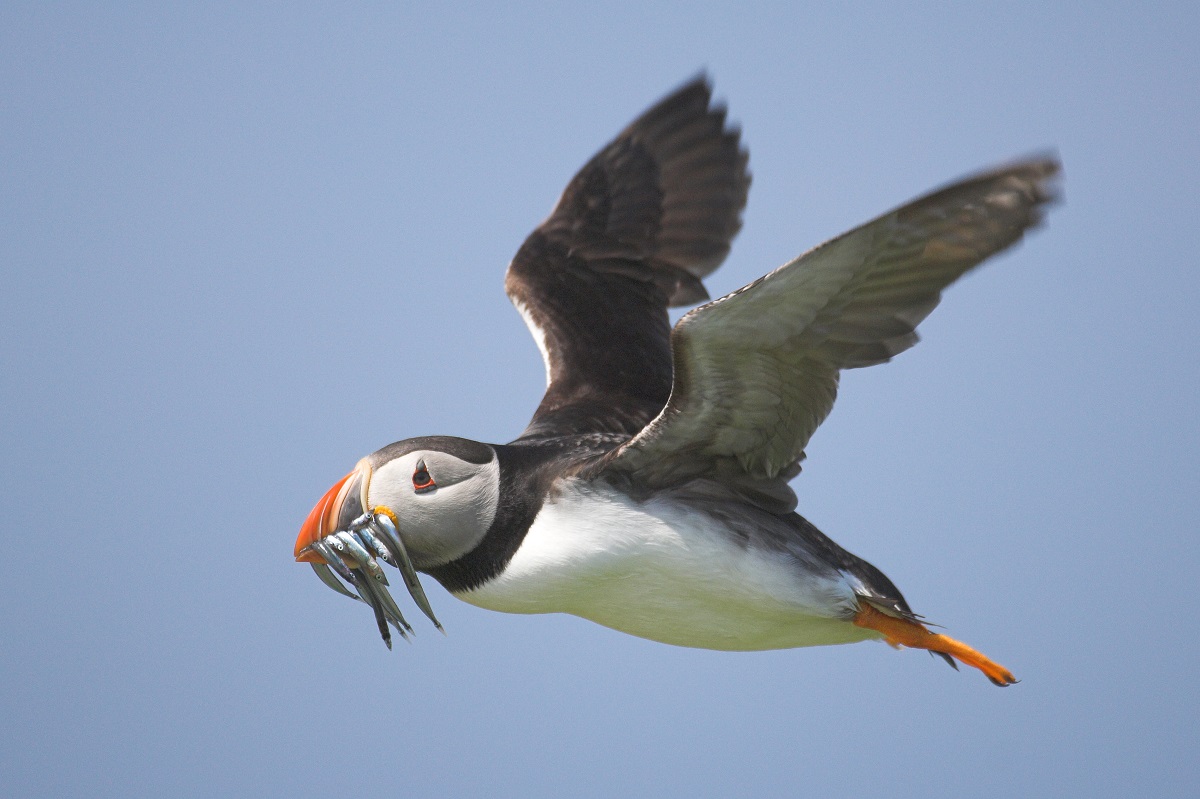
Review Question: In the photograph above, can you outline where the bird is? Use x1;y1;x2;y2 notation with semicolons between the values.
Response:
294;76;1058;685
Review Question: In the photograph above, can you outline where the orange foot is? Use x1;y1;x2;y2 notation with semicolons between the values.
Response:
852;602;1017;687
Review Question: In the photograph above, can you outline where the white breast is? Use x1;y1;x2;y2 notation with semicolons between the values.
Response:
457;480;878;651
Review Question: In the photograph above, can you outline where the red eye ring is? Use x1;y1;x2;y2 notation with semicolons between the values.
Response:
413;459;436;494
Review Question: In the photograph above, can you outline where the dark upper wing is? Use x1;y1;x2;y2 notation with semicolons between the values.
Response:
601;157;1060;506
505;77;750;441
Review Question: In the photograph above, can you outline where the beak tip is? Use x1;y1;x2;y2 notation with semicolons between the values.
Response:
295;545;323;564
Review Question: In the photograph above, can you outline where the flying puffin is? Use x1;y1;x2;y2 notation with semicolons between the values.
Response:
294;77;1058;685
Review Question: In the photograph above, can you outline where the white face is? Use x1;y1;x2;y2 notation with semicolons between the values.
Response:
366;446;501;569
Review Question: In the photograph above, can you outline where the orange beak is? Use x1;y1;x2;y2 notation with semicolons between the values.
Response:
294;470;356;563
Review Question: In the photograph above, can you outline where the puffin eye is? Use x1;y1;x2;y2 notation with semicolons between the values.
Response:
412;459;436;494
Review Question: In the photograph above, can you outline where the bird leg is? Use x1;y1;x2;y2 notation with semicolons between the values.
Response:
852;602;1017;686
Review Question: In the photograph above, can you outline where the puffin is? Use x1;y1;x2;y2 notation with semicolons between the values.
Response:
294;77;1058;685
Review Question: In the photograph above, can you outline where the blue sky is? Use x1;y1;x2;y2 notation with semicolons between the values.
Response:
3;3;1197;797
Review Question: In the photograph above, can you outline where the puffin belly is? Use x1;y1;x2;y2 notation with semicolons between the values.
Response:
457;482;879;651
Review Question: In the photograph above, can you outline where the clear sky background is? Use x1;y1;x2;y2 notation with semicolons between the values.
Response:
3;3;1197;797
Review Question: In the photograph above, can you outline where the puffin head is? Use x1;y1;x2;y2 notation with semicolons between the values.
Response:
295;436;500;571
293;436;501;646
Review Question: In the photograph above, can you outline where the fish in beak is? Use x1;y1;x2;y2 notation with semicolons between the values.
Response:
295;465;443;648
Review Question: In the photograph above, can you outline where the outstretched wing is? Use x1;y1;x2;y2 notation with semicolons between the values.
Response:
602;157;1060;502
506;77;750;441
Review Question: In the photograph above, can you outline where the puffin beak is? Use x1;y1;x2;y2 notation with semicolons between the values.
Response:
294;470;357;563
293;464;444;647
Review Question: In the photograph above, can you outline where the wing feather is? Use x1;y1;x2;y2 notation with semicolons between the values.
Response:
505;77;750;440
603;156;1060;496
